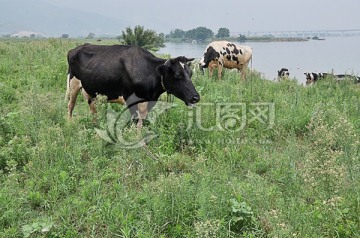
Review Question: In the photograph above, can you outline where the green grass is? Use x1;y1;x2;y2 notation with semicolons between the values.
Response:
1;38;360;237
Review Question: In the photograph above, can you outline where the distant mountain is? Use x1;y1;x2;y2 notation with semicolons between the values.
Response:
0;0;133;37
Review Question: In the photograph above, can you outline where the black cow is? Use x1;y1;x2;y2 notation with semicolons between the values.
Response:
66;43;200;126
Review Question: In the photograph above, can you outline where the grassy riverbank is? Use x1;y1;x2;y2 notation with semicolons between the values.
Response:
0;39;359;237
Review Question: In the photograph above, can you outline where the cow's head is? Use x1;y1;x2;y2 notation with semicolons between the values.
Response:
156;56;200;106
304;72;317;85
356;76;360;84
201;46;220;70
278;68;290;78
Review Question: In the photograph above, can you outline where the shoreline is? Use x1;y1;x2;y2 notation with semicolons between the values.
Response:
165;37;309;44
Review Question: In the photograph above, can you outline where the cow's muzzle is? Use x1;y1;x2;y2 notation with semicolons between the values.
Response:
186;94;200;106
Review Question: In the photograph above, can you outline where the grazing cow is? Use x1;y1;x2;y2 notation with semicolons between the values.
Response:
66;43;200;127
334;74;360;83
304;72;360;85
277;68;290;80
304;72;329;85
199;41;253;80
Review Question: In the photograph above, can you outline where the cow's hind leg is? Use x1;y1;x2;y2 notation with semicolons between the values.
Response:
67;76;82;118
241;65;247;80
81;90;97;115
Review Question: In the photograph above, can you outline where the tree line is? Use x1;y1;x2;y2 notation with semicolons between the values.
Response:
59;25;232;51
166;27;230;40
117;25;232;51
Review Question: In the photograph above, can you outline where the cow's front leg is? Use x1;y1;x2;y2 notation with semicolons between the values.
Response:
217;63;223;80
109;96;126;105
136;102;148;128
208;67;213;78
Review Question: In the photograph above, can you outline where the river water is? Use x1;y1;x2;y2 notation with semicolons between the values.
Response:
158;37;360;84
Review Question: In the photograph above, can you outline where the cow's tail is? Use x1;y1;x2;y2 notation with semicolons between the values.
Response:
250;54;253;70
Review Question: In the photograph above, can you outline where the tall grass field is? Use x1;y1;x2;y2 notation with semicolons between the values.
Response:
0;39;359;237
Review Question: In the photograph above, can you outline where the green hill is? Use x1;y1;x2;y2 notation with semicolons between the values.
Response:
0;0;131;37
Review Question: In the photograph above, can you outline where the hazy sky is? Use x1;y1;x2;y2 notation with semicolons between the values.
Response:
46;0;360;34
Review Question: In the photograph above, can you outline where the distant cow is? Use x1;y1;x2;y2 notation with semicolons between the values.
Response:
199;41;253;80
305;72;360;85
66;43;200;127
304;72;329;85
277;68;290;80
334;74;360;83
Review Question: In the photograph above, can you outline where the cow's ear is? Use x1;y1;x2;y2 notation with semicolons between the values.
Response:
174;56;185;63
156;65;168;76
175;56;194;63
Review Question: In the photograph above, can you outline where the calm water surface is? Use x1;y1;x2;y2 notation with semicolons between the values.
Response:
158;37;360;84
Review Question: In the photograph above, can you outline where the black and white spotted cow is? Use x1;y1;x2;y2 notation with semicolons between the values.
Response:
334;74;360;83
277;68;290;80
199;41;253;80
304;72;330;85
304;72;360;85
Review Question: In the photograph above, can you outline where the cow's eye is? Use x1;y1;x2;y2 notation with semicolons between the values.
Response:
175;73;184;80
